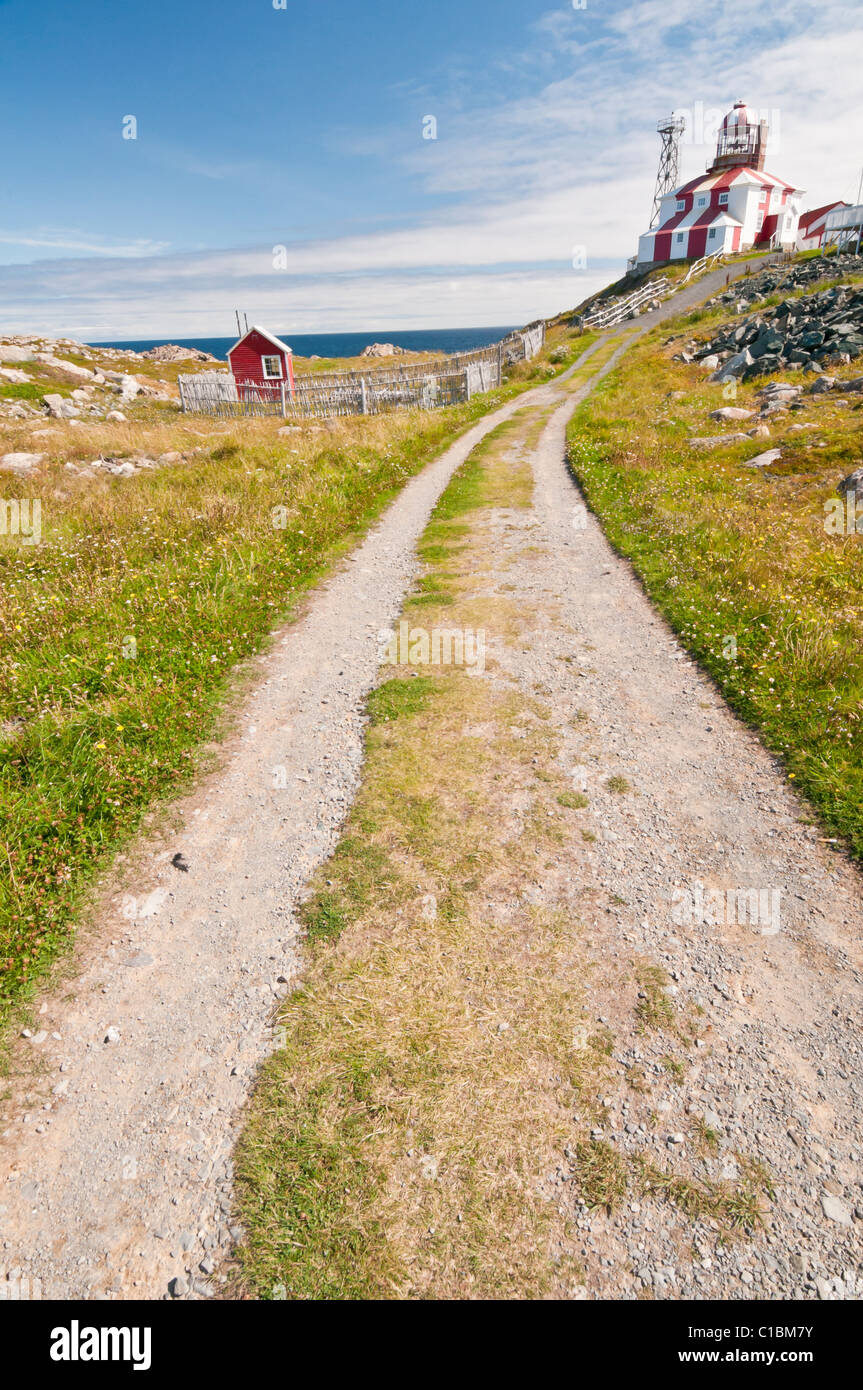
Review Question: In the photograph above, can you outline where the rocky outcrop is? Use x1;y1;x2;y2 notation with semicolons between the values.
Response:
140;344;217;363
676;256;863;382
359;342;408;358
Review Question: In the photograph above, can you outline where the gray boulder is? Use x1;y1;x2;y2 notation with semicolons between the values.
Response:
710;348;753;382
0;345;34;363
0;451;45;472
743;448;782;468
689;432;750;452
838;468;863;497
42;393;80;419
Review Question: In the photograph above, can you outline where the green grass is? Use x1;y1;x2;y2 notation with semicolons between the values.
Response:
0;383;44;401
557;789;589;809
366;676;436;725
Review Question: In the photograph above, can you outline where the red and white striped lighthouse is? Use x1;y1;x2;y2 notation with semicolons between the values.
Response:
637;101;803;266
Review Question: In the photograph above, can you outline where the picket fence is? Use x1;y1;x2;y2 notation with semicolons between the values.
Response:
178;325;545;419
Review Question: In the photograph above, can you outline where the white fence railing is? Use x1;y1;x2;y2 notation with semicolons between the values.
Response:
178;325;546;419
581;279;669;329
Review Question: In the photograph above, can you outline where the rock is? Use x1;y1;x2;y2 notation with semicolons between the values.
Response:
0;367;31;384
43;393;79;419
359;342;406;358
710;349;753;382
759;383;801;399
743;353;781;379
690;433;750;452
743;448;782;469
104;1025;121;1043
116;375;142;401
820;1194;852;1225
0;451;44;472
750;329;786;359
838;468;863;497
708;407;753;422
747;424;771;438
169;1275;189;1298
157;451;182;465
700;354;719;370
141;344;217;364
105;410;127;422
34;354;95;381
0;345;34;363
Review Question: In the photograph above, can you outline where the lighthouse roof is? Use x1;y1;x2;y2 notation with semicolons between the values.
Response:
722;100;760;131
672;165;800;200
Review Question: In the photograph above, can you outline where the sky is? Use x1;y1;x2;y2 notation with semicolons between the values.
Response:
2;0;863;341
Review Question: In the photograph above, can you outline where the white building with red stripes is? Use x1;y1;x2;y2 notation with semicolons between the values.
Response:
636;102;803;266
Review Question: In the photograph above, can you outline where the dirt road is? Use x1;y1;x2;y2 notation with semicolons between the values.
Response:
5;253;839;1302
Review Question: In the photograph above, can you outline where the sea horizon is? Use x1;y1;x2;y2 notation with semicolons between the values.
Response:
93;325;520;361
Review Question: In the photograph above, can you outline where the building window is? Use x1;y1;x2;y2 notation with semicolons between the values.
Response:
708;227;718;238
262;355;283;378
676;199;685;211
756;213;764;231
697;196;707;207
676;232;684;243
718;191;729;205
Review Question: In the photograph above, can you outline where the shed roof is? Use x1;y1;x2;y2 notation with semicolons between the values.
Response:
228;325;293;356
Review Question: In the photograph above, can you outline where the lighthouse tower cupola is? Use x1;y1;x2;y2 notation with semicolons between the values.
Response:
709;100;768;173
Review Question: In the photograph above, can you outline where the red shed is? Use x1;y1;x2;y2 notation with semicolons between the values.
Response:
227;325;295;401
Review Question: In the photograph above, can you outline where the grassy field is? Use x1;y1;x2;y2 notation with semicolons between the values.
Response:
566;272;863;859
0;323;592;1033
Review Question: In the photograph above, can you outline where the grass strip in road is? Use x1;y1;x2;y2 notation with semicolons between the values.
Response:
235;401;777;1300
234;410;609;1299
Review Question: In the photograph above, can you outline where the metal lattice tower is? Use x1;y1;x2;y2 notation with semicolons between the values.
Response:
650;114;686;228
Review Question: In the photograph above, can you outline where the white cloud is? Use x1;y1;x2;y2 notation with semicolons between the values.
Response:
0;231;170;258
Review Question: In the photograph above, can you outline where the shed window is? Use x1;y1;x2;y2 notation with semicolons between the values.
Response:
718;191;729;205
696;196;707;207
676;198;685;211
262;355;283;378
675;232;684;243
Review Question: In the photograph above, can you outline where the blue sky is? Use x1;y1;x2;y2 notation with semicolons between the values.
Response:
2;0;862;339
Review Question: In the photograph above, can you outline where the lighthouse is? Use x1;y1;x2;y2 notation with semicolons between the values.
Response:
636;101;803;266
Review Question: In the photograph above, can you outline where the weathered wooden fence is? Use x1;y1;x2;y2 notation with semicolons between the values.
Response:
178;325;545;419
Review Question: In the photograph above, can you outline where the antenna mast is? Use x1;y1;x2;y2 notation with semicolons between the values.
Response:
650;114;686;228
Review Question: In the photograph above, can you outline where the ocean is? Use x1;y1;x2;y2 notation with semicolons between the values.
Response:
93;326;519;361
